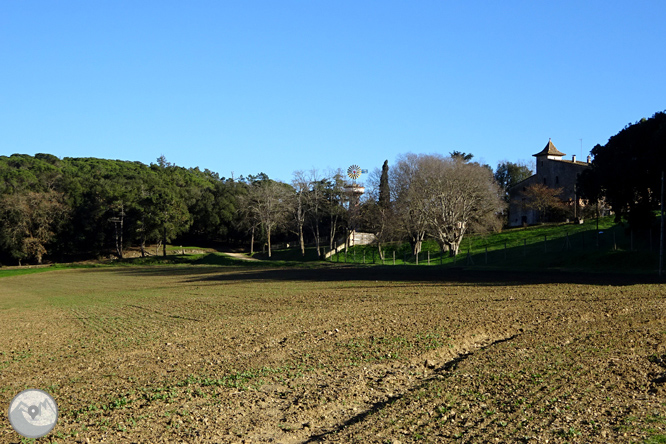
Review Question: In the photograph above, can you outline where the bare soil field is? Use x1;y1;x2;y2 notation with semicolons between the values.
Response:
0;265;665;443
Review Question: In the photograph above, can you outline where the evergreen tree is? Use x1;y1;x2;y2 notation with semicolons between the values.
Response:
379;160;390;209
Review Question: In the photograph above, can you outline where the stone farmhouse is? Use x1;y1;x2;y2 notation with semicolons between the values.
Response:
508;140;590;227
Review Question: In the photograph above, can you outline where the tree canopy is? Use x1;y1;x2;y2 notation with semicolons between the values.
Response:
578;111;666;227
494;161;533;196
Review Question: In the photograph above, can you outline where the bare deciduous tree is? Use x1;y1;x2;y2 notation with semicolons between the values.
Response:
390;153;430;255
392;153;504;257
422;156;505;256
305;169;328;257
292;171;309;257
236;185;261;254
247;178;292;258
522;183;563;223
325;169;347;250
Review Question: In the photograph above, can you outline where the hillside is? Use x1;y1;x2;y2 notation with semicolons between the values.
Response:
332;216;664;274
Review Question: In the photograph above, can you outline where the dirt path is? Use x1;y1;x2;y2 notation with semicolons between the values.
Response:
221;251;262;261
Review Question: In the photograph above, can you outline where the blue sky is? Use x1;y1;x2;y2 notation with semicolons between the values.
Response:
2;1;665;183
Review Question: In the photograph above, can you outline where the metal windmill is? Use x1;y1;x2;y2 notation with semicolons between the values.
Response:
345;165;368;204
344;165;368;242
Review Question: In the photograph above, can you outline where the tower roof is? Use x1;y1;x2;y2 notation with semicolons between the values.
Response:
533;139;566;157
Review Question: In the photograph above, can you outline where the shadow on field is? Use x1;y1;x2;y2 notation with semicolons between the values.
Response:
114;264;665;287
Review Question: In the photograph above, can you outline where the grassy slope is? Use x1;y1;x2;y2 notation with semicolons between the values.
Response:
334;216;663;273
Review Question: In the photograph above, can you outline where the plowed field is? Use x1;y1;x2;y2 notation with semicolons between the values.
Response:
1;265;665;443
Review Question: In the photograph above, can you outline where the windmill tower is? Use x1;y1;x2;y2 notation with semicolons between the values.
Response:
343;165;367;247
344;164;366;207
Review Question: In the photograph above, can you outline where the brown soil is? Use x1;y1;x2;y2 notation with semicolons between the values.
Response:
0;266;665;443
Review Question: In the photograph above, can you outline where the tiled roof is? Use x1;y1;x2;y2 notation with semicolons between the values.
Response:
533;139;566;157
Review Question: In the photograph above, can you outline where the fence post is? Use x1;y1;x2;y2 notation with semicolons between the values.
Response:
416;251;419;265
428;251;430;265
613;230;617;251
393;250;396;265
485;246;488;264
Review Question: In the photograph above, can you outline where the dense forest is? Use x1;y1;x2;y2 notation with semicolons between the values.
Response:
0;154;355;265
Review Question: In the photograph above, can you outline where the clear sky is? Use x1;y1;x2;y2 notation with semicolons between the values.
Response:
2;1;665;183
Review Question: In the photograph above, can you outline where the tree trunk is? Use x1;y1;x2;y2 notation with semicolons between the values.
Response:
162;226;167;257
119;212;124;259
114;223;122;259
299;224;305;257
329;215;338;250
140;233;146;257
448;239;461;257
411;232;424;256
250;225;255;255
140;215;146;257
267;226;272;258
314;223;321;257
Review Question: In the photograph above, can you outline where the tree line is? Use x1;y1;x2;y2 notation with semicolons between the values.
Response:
0;154;364;265
0;151;537;265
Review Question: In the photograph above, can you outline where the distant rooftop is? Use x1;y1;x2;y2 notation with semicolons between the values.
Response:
533;139;566;157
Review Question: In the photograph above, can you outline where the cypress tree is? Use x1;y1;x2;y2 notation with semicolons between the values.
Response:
379;160;390;209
